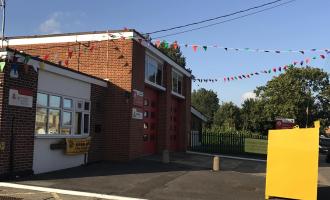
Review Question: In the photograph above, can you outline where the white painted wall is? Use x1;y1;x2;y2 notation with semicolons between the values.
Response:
33;70;90;174
38;70;91;100
33;139;85;174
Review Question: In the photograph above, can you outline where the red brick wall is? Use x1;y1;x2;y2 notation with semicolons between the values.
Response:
12;39;134;161
88;84;107;162
0;61;38;178
11;35;192;160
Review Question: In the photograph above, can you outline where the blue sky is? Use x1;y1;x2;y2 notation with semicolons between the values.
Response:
5;0;330;105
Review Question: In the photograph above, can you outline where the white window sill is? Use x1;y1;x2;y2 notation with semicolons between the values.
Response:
35;134;89;139
145;80;166;91
171;91;185;99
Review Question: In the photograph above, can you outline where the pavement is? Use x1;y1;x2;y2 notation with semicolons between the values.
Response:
0;152;329;200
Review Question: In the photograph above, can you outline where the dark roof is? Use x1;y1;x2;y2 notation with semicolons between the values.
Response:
3;47;109;84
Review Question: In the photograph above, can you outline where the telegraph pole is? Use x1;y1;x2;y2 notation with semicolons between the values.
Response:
1;0;5;48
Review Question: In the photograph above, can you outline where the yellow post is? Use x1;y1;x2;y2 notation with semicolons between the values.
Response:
265;121;320;200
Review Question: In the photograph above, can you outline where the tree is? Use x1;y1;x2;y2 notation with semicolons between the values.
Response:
241;98;273;134
255;67;329;128
157;41;186;67
213;102;241;130
191;88;219;125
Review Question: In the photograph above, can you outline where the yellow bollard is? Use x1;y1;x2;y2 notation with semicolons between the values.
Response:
213;156;220;171
265;121;320;200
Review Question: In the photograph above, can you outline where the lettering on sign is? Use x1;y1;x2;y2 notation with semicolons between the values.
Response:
132;89;144;107
66;137;91;155
132;107;143;120
9;88;33;108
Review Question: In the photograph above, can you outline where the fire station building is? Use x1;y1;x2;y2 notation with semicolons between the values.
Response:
0;29;192;177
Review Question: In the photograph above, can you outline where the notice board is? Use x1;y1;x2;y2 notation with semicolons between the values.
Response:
265;121;320;200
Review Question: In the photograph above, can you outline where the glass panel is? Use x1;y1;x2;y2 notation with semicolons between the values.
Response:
178;76;183;94
144;122;148;129
48;109;60;134
35;108;47;134
84;114;89;134
63;98;73;109
147;63;157;83
173;75;178;93
144;111;148;118
37;93;48;107
156;64;163;85
62;111;72;126
49;95;61;108
84;102;90;111
61;127;71;135
75;112;82;135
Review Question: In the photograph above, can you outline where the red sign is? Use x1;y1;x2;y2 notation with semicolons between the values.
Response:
275;119;295;129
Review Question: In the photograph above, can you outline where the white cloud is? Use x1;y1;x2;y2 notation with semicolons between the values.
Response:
241;91;256;102
39;12;62;34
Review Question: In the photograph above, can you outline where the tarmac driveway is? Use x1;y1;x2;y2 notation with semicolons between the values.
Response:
1;153;330;200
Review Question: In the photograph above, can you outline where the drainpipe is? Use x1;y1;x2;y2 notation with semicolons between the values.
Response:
9;116;14;178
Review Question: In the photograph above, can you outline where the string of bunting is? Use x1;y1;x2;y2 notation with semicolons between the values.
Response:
151;39;330;54
193;54;327;84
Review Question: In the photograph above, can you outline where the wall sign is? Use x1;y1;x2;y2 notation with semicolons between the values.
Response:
132;107;143;120
132;89;144;107
9;88;33;108
65;137;91;155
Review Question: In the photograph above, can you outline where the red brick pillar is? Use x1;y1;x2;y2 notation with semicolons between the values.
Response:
157;63;172;153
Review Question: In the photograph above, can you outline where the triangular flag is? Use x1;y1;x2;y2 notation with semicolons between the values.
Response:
192;45;198;52
268;70;271;73
203;46;207;51
164;42;169;49
184;44;188;48
242;75;246;78
172;41;178;49
275;51;281;53
238;76;242;79
39;62;45;70
306;58;310;64
300;61;304;66
155;40;161;48
247;75;250;78
320;55;325;59
0;62;5;72
224;77;226;82
312;56;316;60
293;61;298;66
255;72;259;75
278;67;282;71
23;56;30;64
311;49;316;51
273;68;276;72
68;49;73;59
231;77;234;80
44;54;50;61
224;48;228;51
234;77;238;80
299;51;304;54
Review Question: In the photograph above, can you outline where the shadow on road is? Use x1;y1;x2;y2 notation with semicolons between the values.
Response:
318;186;330;200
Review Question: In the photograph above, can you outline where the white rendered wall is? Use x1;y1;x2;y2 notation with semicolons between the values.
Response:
33;70;90;174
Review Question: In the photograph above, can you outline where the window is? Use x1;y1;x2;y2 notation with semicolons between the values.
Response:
145;55;163;86
172;70;183;94
35;92;90;136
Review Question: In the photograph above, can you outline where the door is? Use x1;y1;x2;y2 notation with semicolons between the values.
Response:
143;87;158;155
170;97;180;151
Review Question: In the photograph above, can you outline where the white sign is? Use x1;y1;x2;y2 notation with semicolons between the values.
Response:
9;88;33;108
132;107;143;120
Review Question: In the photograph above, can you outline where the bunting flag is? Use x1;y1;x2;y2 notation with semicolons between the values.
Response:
193;54;327;84
192;45;198;52
0;62;5;72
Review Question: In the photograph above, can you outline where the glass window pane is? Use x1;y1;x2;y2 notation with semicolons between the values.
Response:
63;98;73;109
173;76;178;93
178;78;182;94
75;112;82;135
61;128;71;135
156;65;162;85
84;102;90;111
35;108;47;134
37;93;48;107
48;109;60;134
50;95;61;108
147;63;157;83
62;111;72;126
84;114;89;134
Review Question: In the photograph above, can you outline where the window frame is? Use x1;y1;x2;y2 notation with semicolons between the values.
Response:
35;91;90;138
145;53;164;87
172;69;184;95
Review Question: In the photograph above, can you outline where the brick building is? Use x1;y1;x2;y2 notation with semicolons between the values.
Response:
0;29;192;177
